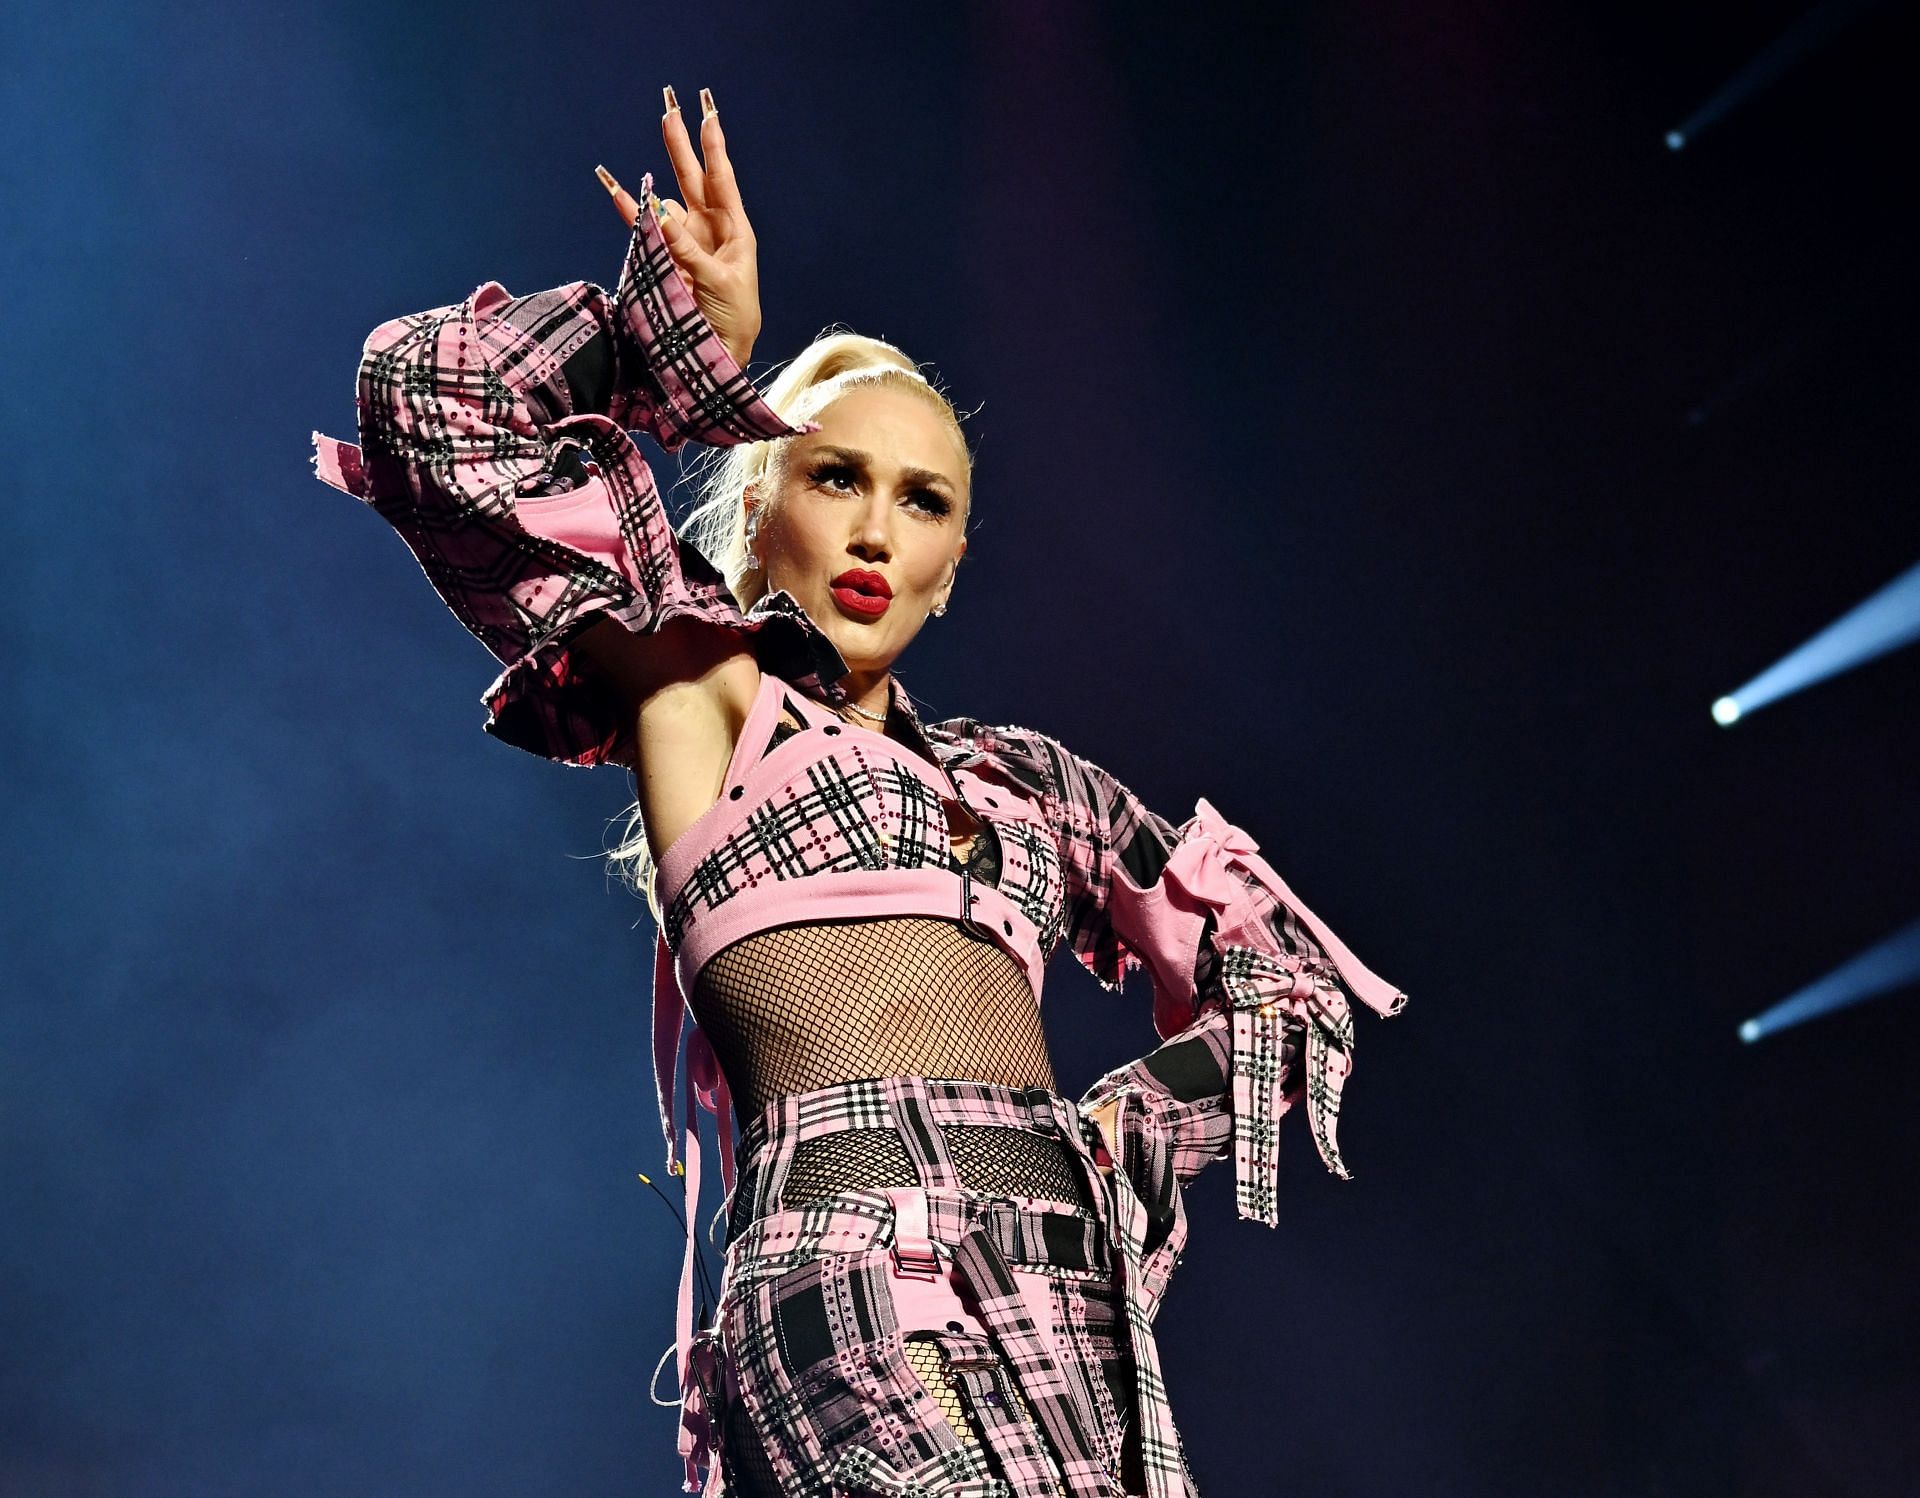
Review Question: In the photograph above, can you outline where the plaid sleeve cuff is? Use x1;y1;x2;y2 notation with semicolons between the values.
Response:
1080;963;1307;1230
311;275;787;769
609;172;808;451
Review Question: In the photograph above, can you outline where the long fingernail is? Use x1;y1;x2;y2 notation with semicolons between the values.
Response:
594;164;621;197
699;86;716;120
662;84;679;115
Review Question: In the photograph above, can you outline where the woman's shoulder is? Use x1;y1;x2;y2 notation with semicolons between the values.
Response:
924;709;1171;848
922;712;1076;802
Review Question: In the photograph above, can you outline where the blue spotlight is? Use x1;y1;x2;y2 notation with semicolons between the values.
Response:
1665;0;1885;151
1739;917;1920;1042
1713;557;1920;723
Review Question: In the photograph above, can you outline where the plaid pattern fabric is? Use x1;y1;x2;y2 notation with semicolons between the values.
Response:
660;718;1069;965
1076;1002;1302;1307
987;818;1067;955
664;755;949;947
709;1075;1208;1497
921;721;1180;995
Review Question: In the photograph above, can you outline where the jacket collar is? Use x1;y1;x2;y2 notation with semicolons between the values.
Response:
744;587;983;777
740;587;852;706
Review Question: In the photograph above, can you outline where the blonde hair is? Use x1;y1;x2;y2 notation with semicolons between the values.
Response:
604;328;972;922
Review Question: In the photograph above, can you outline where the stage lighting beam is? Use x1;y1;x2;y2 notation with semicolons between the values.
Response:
1711;557;1920;723
1739;917;1920;1042
1663;0;1885;151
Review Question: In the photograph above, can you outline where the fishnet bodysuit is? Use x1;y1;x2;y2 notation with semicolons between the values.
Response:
692;701;1097;1216
690;700;1064;1122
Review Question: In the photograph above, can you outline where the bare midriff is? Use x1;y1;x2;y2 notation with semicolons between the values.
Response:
689;914;1057;1120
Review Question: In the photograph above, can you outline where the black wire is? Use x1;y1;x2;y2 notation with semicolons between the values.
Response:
637;1169;721;1311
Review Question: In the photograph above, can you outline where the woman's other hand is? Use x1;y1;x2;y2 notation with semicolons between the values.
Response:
596;85;762;370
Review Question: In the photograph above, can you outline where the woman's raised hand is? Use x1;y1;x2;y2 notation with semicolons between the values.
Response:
596;85;762;369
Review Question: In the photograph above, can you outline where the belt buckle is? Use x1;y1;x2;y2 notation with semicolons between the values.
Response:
890;1238;943;1280
884;1185;943;1280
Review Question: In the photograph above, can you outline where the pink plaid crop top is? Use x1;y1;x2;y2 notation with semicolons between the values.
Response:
654;669;1066;1006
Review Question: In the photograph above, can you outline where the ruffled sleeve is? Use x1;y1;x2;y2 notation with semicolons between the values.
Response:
932;720;1406;1227
309;171;847;767
1095;796;1407;1224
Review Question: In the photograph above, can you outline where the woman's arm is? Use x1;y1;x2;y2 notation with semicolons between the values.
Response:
310;98;814;768
942;721;1406;1222
1066;758;1407;1220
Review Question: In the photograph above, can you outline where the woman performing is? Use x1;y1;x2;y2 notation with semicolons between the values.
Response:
311;87;1405;1498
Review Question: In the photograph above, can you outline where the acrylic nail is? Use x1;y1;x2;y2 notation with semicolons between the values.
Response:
699;86;716;120
662;84;679;115
594;164;621;197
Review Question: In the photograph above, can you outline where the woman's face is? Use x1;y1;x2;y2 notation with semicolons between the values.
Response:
748;383;969;677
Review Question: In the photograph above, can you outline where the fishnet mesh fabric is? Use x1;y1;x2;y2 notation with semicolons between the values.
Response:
782;1128;919;1201
726;1123;1091;1239
722;1393;783;1498
945;1125;1091;1210
758;1126;1089;1211
690;916;1057;1120
903;1335;978;1444
900;1334;1060;1468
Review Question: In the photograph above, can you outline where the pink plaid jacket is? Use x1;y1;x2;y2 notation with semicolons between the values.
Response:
311;175;1406;1493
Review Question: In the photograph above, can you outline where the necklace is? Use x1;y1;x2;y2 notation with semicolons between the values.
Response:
837;697;889;724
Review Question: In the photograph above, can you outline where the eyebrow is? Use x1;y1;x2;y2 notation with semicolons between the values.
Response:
806;444;959;496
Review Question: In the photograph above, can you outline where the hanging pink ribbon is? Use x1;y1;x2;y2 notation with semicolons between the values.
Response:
654;933;739;1494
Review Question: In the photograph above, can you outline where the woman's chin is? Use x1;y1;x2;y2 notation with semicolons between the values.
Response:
793;601;907;677
822;628;899;678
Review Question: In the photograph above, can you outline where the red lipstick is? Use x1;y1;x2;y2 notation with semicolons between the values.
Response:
829;568;892;620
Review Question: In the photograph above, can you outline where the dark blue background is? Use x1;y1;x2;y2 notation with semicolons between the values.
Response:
6;1;1917;1493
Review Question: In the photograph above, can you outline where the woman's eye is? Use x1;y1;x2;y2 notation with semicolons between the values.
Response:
808;463;948;516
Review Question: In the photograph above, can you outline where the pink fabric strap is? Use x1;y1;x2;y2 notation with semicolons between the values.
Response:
674;1075;703;1490
883;1186;940;1279
1164;797;1405;1020
654;930;740;1493
1100;793;1395;1038
653;933;683;1173
686;1027;737;1205
308;432;369;499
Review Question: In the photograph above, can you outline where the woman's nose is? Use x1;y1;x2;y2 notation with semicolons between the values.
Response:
848;494;893;557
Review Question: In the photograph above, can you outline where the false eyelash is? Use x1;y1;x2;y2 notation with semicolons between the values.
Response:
807;459;857;488
808;460;951;517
